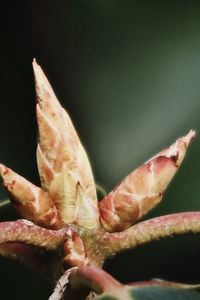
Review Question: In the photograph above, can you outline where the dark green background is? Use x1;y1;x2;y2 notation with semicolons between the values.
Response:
1;1;200;299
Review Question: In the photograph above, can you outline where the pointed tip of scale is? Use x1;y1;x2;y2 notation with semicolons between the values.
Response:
184;129;196;146
31;58;54;109
32;58;46;85
32;58;40;75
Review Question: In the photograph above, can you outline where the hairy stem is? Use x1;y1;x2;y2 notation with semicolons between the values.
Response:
0;242;62;280
105;212;200;255
0;220;65;249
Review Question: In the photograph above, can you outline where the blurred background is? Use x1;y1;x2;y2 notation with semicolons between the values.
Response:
1;1;200;298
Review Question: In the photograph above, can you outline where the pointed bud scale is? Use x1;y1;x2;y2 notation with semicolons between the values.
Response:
75;183;100;230
32;60;99;226
0;164;61;229
99;131;195;232
49;162;78;224
36;145;54;191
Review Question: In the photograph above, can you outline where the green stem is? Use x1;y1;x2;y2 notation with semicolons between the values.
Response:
96;184;107;198
0;198;10;208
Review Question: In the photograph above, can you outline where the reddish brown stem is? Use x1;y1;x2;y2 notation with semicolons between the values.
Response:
0;220;66;249
69;266;122;294
0;242;60;280
49;266;122;300
105;212;200;255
